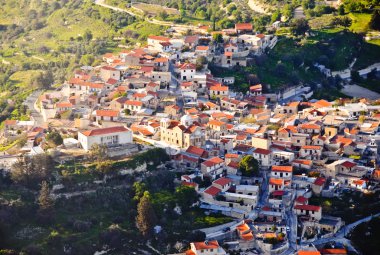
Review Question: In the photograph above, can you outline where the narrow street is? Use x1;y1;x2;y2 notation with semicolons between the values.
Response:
23;89;44;126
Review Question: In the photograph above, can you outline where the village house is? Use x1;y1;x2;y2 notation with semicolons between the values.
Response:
294;204;322;221
201;157;226;179
78;126;133;151
186;240;227;255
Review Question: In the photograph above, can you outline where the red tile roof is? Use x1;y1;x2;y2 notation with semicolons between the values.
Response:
203;186;221;196
293;159;313;166
56;102;73;108
202;157;224;167
210;84;228;91
148;35;170;42
186;145;206;157
301;145;322;150
213;177;232;186
196;46;209;51
193;240;220;250
319;249;347;255
96;110;119;117
269;178;284;186
250;84;262;91
314;177;326;186
208;120;226;127
272;190;285;196
294;204;321;212
225;153;239;158
254;148;271;155
341;161;356;168
272;165;293;172
81;126;128;137
125;100;143;107
235;23;253;30
295;196;308;204
298;251;321;255
179;62;196;70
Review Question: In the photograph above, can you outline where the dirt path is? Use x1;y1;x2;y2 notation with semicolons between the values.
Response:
94;0;202;33
247;0;271;14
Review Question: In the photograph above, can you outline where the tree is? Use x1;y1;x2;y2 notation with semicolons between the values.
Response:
124;109;131;115
175;185;198;211
188;230;206;242
32;70;54;89
89;143;108;162
340;16;352;30
11;154;54;189
136;191;157;238
351;70;361;82
290;18;310;36
212;33;223;43
38;181;54;212
239;155;259;177
133;181;147;201
83;29;93;42
196;56;207;71
159;10;168;20
79;54;95;66
282;4;293;19
46;131;63;146
95;160;113;175
370;10;380;31
271;10;281;23
338;4;345;15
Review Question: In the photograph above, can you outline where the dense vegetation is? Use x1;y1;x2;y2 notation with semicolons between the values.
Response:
0;148;231;254
350;216;380;255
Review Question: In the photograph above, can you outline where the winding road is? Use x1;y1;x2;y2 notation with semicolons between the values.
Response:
94;0;202;33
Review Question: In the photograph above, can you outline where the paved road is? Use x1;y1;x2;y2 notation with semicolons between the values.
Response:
341;84;380;100
294;6;305;19
312;213;380;246
23;89;44;126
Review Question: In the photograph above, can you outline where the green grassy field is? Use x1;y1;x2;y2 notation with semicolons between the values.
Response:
7;70;43;88
349;12;372;33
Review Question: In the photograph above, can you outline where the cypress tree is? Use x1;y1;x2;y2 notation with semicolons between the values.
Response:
136;191;157;238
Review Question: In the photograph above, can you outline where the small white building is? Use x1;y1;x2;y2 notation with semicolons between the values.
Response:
78;126;132;151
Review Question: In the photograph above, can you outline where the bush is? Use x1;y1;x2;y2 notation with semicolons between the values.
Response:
46;131;63;146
